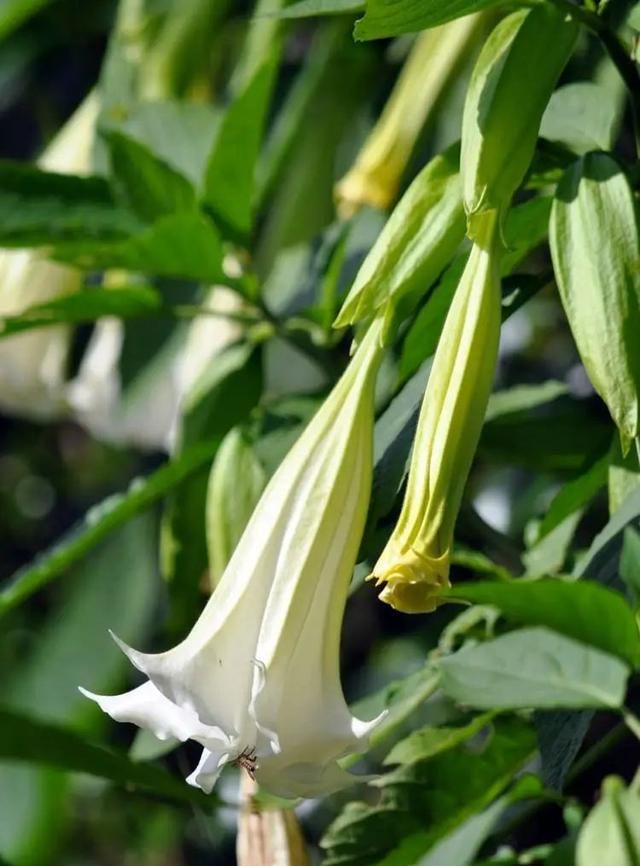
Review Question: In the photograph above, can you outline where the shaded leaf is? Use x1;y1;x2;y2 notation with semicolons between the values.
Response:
104;101;220;188
203;53;278;237
54;212;227;283
105;130;196;221
0;708;210;809
419;776;543;866
278;0;363;16
0;287;164;339
384;712;495;766
535;487;640;790
540;82;620;154
538;451;609;539
0;0;53;39
0;161;141;247
322;717;536;866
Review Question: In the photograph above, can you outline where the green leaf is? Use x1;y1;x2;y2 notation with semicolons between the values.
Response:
349;665;441;757
538;451;609;540
0;0;53;39
354;0;507;40
322;716;536;866
103;101;220;188
54;212;227;283
577;487;640;586
480;391;610;473
256;21;348;206
577;777;640;866
279;0;363;16
105;130;196;221
419;776;543;866
447;579;640;668
0;709;210;809
535;708;593;792
609;437;640;514
0;516;157;864
0;287;164;339
535;487;640;791
440;627;629;710
206;427;266;587
203;53;278;237
484;381;568;423
384;712;496;766
0;161;141;247
550;153;640;450
621;526;640;605
523;512;583;576
540;82;621;154
0;441;222;616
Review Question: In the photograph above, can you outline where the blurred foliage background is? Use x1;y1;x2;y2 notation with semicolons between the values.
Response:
1;0;640;864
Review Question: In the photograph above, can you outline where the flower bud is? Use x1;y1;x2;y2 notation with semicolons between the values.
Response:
334;144;464;340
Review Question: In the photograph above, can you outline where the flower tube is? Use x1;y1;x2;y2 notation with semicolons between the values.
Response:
335;14;481;216
370;212;501;613
82;320;385;798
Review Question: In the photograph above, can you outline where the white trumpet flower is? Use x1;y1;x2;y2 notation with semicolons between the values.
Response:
0;93;98;418
69;285;244;451
81;321;385;798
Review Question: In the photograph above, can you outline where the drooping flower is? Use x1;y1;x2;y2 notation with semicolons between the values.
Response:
81;320;385;798
370;212;501;613
334;15;482;217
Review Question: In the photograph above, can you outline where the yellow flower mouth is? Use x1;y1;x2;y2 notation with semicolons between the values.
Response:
369;547;451;614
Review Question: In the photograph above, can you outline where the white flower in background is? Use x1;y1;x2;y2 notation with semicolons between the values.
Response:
81;320;386;798
0;93;98;419
67;314;182;451
68;285;244;451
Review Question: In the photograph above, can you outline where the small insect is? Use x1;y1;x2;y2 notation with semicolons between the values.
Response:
234;746;258;780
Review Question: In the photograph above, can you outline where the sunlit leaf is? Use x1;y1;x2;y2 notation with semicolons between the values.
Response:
440;627;629;710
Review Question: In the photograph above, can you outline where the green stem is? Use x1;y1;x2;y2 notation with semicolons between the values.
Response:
566;720;627;783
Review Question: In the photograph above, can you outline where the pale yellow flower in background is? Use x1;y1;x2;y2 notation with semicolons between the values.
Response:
0;93;98;418
371;212;502;613
82;320;386;798
335;14;482;217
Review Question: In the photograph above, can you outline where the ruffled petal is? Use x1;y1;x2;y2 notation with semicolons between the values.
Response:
79;681;229;748
186;747;233;794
